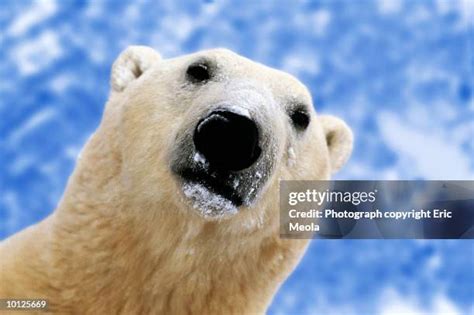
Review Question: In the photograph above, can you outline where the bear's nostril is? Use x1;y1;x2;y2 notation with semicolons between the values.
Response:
193;110;261;171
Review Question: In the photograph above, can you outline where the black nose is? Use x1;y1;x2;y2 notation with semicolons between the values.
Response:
193;110;261;171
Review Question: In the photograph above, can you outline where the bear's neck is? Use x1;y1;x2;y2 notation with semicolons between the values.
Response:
39;131;309;314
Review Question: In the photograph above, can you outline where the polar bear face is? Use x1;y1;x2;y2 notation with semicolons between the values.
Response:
108;46;352;220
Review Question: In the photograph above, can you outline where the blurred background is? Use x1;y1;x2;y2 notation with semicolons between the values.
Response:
0;0;473;314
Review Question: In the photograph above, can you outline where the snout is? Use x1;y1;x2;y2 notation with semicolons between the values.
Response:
171;101;276;217
193;110;261;171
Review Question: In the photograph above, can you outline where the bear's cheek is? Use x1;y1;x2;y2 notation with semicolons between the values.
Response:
294;141;331;180
117;113;183;197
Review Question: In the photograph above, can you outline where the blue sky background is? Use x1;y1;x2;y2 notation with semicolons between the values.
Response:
0;1;473;314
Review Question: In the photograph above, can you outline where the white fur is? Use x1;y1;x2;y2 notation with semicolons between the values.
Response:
0;47;353;314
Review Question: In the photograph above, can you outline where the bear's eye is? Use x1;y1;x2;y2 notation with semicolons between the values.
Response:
290;108;310;131
186;62;211;83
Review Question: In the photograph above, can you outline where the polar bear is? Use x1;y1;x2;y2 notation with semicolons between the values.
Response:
0;46;352;314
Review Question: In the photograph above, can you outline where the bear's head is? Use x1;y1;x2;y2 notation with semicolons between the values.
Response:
105;46;352;224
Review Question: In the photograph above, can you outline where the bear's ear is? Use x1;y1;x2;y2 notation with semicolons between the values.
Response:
319;115;353;174
111;46;161;92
